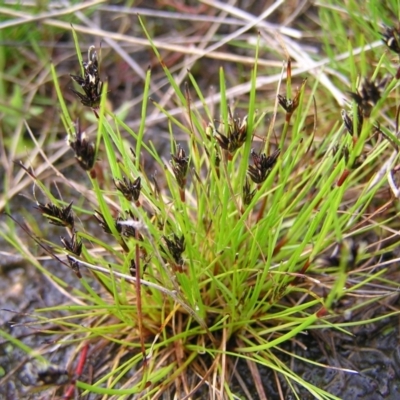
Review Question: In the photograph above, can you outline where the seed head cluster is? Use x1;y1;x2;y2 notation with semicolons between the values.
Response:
214;110;249;155
70;46;103;109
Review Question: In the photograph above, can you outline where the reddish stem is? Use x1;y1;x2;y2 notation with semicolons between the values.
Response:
337;169;349;187
316;307;328;318
179;188;186;202
76;343;89;376
299;258;311;275
272;236;288;256
63;343;89;399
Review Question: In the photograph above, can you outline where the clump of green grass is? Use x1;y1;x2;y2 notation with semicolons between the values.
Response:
3;8;400;400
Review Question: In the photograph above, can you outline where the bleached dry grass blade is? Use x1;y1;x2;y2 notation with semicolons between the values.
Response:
42;19;281;67
147;0;237;116
204;0;346;105
0;0;105;29
200;0;303;38
61;1;147;81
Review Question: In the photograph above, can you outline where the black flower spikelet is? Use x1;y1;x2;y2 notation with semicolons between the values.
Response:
68;125;96;172
114;176;141;204
248;148;280;184
278;95;298;115
349;77;389;117
213;108;249;156
382;25;400;54
116;215;138;239
61;231;82;256
170;145;189;190
70;46;103;110
36;201;74;229
278;80;307;120
341;107;363;137
94;211;138;238
163;233;185;271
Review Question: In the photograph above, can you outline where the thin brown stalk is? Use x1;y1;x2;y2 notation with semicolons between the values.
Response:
273;369;284;400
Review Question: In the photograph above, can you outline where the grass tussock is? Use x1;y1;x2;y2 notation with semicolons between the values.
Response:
1;2;400;399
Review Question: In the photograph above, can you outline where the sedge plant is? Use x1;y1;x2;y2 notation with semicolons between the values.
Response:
2;14;400;400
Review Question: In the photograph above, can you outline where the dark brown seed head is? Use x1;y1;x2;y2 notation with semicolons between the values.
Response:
213;110;249;154
70;46;103;108
36;201;74;229
248;148;280;184
163;234;185;266
278;80;306;115
114;177;141;202
116;216;137;238
341;107;363;136
61;231;82;256
382;25;400;54
278;95;296;114
69;128;96;171
170;145;189;188
349;77;389;117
